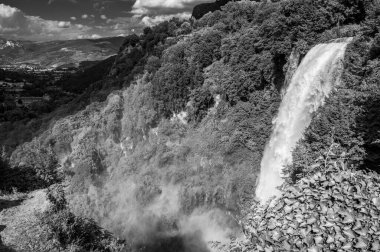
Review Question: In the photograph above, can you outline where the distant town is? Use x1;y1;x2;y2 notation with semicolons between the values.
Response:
0;64;76;108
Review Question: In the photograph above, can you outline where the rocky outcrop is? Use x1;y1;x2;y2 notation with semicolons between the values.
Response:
244;162;380;251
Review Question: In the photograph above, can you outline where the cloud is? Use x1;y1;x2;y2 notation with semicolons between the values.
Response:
141;12;191;26
48;0;77;5
58;21;71;28
132;0;209;15
91;34;101;39
105;16;143;34
0;3;93;41
0;4;28;33
0;0;200;42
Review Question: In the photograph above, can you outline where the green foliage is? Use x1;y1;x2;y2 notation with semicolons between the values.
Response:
121;74;158;140
152;28;223;118
41;186;128;252
188;86;214;123
152;41;191;117
0;152;56;193
10;140;62;186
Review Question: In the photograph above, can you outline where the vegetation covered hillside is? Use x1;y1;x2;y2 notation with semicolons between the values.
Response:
1;0;380;251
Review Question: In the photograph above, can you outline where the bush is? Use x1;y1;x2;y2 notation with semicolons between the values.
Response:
41;186;128;252
0;154;57;193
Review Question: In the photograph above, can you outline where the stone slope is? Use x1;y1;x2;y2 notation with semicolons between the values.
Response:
244;162;380;251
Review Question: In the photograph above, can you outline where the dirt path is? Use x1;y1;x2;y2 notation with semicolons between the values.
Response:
0;190;57;252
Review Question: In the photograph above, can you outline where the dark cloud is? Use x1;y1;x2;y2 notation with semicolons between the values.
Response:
48;0;78;5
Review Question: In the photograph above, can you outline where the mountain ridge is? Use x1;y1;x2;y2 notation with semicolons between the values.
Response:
0;37;125;70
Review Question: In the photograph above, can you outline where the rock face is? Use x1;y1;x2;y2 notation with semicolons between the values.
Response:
192;0;233;19
244;164;380;251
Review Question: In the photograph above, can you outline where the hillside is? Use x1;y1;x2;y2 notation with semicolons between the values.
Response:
1;0;380;251
0;37;124;69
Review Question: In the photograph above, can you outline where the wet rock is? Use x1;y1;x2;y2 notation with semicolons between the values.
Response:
242;168;380;251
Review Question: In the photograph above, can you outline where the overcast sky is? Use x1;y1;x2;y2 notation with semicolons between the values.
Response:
0;0;209;41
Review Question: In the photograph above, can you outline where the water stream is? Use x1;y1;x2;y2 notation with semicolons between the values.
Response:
255;38;352;202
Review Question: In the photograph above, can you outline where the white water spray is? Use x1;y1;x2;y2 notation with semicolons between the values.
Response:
255;38;352;202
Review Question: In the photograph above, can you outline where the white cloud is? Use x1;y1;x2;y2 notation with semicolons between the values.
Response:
0;4;28;32
141;12;191;27
91;34;101;39
58;21;71;28
0;3;93;41
76;33;102;39
132;0;208;15
0;4;18;18
81;14;88;19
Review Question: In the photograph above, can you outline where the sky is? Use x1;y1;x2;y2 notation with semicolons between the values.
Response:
0;0;209;41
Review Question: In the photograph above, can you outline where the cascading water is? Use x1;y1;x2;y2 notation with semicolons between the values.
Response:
255;38;352;203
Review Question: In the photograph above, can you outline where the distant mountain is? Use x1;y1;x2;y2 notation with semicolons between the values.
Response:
0;37;125;70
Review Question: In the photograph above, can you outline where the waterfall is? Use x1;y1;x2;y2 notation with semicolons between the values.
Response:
255;38;352;203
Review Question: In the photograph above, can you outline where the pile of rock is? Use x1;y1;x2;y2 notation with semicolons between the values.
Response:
243;168;380;251
209;237;254;252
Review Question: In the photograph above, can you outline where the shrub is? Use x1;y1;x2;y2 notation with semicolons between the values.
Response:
0;154;56;193
41;186;128;252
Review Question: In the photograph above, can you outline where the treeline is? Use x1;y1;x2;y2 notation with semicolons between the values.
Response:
147;0;372;123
